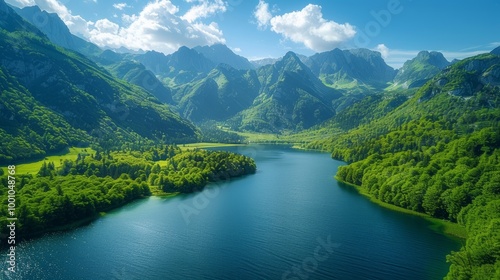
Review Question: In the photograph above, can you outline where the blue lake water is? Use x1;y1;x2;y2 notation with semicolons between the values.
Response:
2;145;460;279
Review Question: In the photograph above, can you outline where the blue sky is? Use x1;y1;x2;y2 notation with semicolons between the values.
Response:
5;0;500;68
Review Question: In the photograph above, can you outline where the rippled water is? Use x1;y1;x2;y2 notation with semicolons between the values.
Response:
2;145;460;279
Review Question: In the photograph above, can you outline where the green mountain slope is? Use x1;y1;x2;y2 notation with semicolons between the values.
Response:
106;60;173;104
308;53;500;279
303;48;396;90
0;66;88;162
12;7;174;106
175;64;260;122
194;44;254;70
234;51;342;132
136;47;215;86
393;51;450;89
0;2;198;162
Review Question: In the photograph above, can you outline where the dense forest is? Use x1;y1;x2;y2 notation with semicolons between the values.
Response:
1;2;499;278
0;9;200;164
308;54;500;279
0;145;256;240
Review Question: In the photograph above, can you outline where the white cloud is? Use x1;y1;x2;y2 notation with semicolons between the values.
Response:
233;47;241;53
267;4;356;52
489;42;500;48
181;0;226;23
376;44;389;59
86;0;225;54
441;50;491;61
377;49;417;69
15;0;226;54
253;0;272;29
113;3;131;10
122;13;138;24
4;0;35;7
94;18;119;34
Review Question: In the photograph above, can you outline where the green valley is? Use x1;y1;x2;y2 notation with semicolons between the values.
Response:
0;1;499;278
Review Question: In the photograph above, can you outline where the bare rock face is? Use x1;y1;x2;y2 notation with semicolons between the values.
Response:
481;65;500;86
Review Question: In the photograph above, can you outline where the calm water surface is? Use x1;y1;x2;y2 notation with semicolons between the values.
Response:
2;145;460;279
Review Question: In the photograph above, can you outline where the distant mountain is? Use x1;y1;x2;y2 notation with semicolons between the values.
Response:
303;48;396;89
107;60;173;103
135;47;215;85
166;46;215;82
14;6;175;104
134;50;171;75
94;49;126;65
250;58;280;68
393;51;450;88
234;51;342;132
418;53;500;101
175;64;260;122
194;44;254;70
13;5;102;57
0;1;197;161
0;1;43;34
492;46;500;55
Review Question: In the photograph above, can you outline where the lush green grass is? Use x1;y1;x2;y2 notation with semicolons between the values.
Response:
1;147;96;175
149;185;180;197
219;126;328;144
336;176;467;240
225;130;282;142
179;142;246;151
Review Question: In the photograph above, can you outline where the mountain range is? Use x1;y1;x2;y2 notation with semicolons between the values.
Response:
0;1;197;162
2;1;500;151
1;2;500;278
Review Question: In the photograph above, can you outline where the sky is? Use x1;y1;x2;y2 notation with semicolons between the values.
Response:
4;0;500;68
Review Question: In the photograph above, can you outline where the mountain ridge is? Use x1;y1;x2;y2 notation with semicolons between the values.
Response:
13;5;102;58
0;1;198;161
393;50;450;89
194;44;254;70
232;51;342;132
303;48;396;90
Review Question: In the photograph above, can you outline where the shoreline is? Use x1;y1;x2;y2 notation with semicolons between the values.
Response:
335;176;467;240
4;192;180;247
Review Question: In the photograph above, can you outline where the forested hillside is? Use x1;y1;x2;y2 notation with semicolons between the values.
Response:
1;1;499;278
0;145;256;240
309;53;500;279
0;2;198;163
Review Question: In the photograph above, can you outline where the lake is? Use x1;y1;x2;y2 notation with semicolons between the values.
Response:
2;145;460;279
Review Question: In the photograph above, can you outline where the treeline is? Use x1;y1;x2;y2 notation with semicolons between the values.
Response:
309;54;500;279
320;114;500;279
0;68;89;163
198;121;246;144
335;125;500;279
336;127;500;220
0;145;256;240
158;149;256;193
325;116;500;279
0;175;151;236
